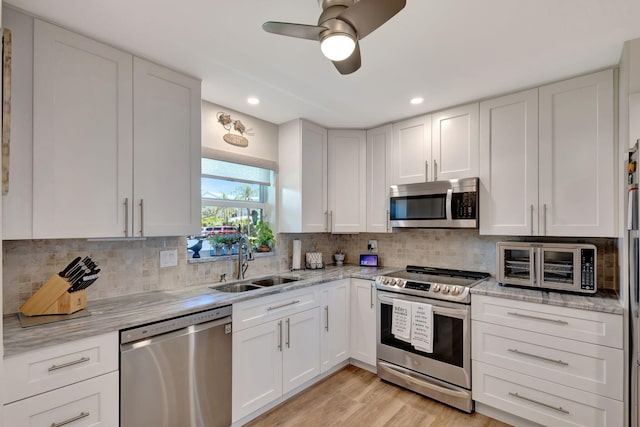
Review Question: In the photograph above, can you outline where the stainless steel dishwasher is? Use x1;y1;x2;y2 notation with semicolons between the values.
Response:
120;305;232;427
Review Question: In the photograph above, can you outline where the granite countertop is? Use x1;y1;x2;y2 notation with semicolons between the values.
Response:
3;265;400;358
471;279;623;315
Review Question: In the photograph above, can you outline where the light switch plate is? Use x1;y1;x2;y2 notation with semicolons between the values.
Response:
160;249;178;268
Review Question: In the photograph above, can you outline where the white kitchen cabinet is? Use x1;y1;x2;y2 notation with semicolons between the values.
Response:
366;124;392;233
472;294;624;427
350;279;376;367
479;89;539;235
320;280;351;373
539;69;615;237
328;130;366;233
32;19;133;238
391;114;431;184
29;19;201;239
279;119;328;233
132;57;201;237
431;103;479;181
232;289;320;422
480;69;616;237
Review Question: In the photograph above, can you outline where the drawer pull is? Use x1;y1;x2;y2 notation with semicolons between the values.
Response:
507;311;568;325
51;411;90;427
508;348;569;366
267;300;300;311
508;392;569;415
48;356;91;372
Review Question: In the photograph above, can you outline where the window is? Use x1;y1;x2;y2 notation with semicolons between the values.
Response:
188;154;276;260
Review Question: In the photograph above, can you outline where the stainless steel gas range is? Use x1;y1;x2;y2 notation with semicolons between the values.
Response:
375;265;489;413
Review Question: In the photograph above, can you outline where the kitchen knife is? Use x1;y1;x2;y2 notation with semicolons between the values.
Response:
59;257;81;277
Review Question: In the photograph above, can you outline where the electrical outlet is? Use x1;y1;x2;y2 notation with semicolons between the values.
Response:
160;249;178;268
368;240;378;253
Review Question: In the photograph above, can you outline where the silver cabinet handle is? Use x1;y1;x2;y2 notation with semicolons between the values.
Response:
425;161;429;181
124;198;129;236
329;210;333;233
286;318;291;348
370;283;374;308
386;210;390;232
267;300;300;311
507;311;568;325
530;204;533;235
139;199;144;236
434;160;438;181
50;412;90;427
324;211;328;232
277;320;282;351
543;203;547;236
48;356;90;372
508;348;569;366
325;306;329;331
508;392;570;414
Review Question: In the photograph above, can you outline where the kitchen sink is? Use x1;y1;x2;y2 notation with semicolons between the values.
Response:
209;276;300;293
251;276;299;287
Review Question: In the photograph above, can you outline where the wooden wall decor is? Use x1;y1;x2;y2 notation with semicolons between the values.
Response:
2;28;11;195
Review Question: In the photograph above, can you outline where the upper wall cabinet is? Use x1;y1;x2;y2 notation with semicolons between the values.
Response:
366;124;392;233
279;119;328;233
431;103;479;181
480;70;616;237
15;18;201;239
391;103;479;185
391;115;431;184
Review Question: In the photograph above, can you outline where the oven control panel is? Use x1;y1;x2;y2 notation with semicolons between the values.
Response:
375;276;470;302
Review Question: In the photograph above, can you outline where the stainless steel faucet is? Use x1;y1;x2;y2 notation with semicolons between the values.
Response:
237;234;254;280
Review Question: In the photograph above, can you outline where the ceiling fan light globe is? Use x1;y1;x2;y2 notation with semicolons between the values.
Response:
320;33;356;61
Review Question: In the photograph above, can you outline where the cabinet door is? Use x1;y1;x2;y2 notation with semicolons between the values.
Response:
479;89;539;235
232;321;283;422
391;115;431;184
328;130;366;233
32;20;133;238
350;279;376;366
301;120;328;232
432;103;479;181
366;124;392;233
321;280;351;373
283;308;320;394
133;57;201;237
539;69;615;237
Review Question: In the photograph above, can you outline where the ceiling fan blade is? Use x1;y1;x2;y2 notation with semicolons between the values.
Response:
262;21;327;41
338;0;406;39
332;41;361;75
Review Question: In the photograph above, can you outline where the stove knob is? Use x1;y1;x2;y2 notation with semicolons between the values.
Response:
383;277;390;285
432;284;441;292
393;278;400;286
451;286;461;295
442;285;450;294
400;279;407;287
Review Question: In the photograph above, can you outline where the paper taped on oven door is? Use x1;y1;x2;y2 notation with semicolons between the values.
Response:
391;299;411;342
411;302;434;353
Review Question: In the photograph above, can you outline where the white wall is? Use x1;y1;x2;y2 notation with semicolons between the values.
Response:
201;100;278;162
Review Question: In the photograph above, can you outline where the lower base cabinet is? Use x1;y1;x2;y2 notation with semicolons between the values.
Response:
320;279;350;373
4;371;119;427
350;279;376;366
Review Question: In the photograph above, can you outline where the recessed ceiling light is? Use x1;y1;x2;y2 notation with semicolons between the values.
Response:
410;97;424;105
247;97;260;105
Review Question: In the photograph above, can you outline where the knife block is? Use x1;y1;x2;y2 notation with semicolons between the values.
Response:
19;274;87;316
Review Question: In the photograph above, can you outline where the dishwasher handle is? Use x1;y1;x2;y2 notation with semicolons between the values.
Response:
120;315;232;351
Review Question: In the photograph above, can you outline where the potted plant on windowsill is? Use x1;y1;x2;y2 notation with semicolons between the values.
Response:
254;221;275;252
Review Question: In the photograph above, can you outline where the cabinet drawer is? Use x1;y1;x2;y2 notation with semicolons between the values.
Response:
233;287;320;331
4;332;118;404
471;295;622;348
473;361;623;427
472;322;623;400
4;371;119;427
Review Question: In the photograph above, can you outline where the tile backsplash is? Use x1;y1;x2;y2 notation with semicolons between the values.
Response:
3;231;618;314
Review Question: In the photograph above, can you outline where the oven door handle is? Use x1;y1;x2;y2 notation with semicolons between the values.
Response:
377;293;468;318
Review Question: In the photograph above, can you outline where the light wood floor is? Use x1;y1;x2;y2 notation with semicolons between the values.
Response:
245;365;512;427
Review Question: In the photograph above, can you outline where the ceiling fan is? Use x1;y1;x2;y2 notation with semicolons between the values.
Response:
262;0;406;75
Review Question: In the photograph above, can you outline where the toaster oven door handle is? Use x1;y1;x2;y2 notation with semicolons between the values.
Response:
445;188;453;221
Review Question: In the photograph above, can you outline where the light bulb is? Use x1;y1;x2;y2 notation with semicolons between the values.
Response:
320;34;356;61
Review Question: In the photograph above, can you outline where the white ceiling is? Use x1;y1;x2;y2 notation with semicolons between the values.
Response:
5;0;640;129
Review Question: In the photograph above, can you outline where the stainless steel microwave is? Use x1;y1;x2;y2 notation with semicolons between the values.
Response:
389;177;479;228
497;242;597;294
